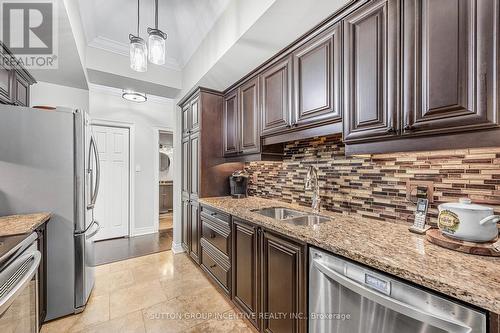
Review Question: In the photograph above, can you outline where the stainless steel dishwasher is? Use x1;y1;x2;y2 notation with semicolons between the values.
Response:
309;247;487;333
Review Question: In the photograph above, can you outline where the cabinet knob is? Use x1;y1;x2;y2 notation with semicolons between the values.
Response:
404;125;415;132
210;264;217;269
286;124;291;128
386;127;396;134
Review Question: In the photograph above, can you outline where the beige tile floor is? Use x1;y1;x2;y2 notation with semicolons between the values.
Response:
41;251;256;333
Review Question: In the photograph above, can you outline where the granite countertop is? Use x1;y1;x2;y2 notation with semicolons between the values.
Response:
0;212;51;236
199;196;500;314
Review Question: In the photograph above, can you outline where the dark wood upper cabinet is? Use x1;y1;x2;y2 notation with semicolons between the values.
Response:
239;78;260;154
190;97;200;133
261;230;306;333
402;0;499;135
13;73;29;106
260;57;292;136
343;0;399;143
0;62;12;104
223;89;240;155
182;104;191;138
189;131;200;199
292;24;341;128
232;218;260;330
0;44;35;106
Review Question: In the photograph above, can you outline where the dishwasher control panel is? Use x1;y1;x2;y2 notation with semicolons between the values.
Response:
365;273;391;295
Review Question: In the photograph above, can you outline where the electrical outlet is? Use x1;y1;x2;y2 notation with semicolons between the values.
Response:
406;180;434;203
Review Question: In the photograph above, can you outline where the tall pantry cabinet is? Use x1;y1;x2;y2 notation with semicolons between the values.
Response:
179;87;242;262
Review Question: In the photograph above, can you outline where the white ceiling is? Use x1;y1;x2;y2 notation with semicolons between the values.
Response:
78;0;230;70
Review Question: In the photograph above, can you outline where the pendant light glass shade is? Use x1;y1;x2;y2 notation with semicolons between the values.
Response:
129;35;147;72
148;29;166;65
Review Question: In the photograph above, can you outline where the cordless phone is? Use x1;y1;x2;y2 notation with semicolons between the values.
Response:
409;198;431;234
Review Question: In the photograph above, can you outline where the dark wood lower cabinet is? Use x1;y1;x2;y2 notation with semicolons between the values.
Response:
200;239;231;295
261;230;306;333
197;207;307;333
181;195;190;251
189;200;200;263
491;312;500;333
36;222;48;327
232;218;260;329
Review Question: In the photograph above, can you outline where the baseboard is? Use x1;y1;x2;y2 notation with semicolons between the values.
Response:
131;226;156;237
171;241;185;254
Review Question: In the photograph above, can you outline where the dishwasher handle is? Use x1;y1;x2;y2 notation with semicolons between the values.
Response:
312;259;472;333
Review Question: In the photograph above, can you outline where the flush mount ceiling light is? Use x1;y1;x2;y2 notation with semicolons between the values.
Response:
122;90;147;103
129;0;147;72
147;0;167;65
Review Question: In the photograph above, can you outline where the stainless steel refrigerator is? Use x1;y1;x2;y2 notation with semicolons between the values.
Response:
0;105;101;320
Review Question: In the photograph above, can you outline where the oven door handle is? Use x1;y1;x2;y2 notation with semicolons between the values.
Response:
312;259;472;333
0;250;41;316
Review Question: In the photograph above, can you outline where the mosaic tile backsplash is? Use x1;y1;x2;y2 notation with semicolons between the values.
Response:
245;135;500;225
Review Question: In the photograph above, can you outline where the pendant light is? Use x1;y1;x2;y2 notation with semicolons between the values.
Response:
129;0;147;72
147;0;167;65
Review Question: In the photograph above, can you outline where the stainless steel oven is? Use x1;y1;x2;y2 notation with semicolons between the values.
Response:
0;233;41;333
309;247;487;333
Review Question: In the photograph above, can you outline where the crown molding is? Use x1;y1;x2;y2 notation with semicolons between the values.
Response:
89;83;174;104
88;35;181;71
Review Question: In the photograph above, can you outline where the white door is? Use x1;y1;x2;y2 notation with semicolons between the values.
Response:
92;125;130;241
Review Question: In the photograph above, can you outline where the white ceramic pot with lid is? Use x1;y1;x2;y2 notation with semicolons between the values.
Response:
438;198;500;242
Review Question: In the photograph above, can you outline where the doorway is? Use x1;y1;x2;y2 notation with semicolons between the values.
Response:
92;124;130;241
158;131;173;232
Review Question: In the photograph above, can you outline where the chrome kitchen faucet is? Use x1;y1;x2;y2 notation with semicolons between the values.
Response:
305;165;321;214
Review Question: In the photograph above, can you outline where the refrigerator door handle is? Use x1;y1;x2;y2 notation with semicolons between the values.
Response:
87;135;100;210
85;220;100;240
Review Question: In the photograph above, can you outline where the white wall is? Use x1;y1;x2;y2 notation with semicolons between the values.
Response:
30;81;89;111
89;85;176;236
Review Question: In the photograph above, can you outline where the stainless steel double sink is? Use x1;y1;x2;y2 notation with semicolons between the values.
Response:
251;207;330;226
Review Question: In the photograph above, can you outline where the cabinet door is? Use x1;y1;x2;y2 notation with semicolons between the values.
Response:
261;231;306;333
189;131;200;199
181;195;190;251
36;224;47;326
189;200;200;263
292;24;341;128
181;136;190;193
182;104;191;137
260;57;292;135
223;90;239;155
343;0;399;142
0;60;12;104
402;0;499;135
191;97;200;133
14;73;29;106
239;77;260;154
232;218;260;330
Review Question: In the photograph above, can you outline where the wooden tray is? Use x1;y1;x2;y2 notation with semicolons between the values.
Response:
426;229;500;257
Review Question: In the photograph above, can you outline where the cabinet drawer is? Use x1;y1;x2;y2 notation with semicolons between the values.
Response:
201;218;230;256
200;240;230;294
200;206;230;226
